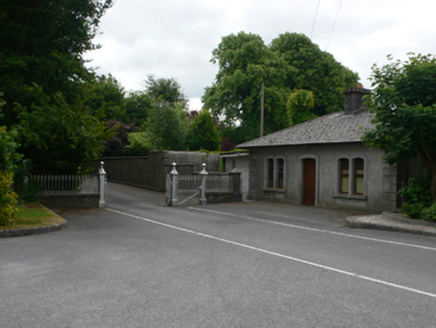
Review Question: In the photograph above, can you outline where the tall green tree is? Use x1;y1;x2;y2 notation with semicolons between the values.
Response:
187;109;220;151
203;32;292;141
16;88;111;173
132;101;190;152
145;75;188;109
286;89;317;126
364;53;436;201
203;32;359;143
126;76;190;154
84;74;126;121
0;0;114;173
125;91;151;125
270;33;359;116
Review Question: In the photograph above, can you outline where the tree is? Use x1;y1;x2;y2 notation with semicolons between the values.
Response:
16;89;113;173
286;89;317;126
125;76;190;153
84;74;126;121
363;53;436;201
124;91;151;125
203;32;359;143
270;33;359;116
187;109;221;151
203;32;292;142
145;75;188;109
0;0;113;173
132;101;190;152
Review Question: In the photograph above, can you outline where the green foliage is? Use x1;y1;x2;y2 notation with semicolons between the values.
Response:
0;0;113;174
398;174;432;219
270;33;359;116
16;89;112;174
145;75;188;109
203;32;292;141
84;74;126;121
127;132;151;156
421;203;436;222
203;32;359;143
0;170;18;226
364;53;436;200
402;203;425;219
188;109;221;151
398;174;432;205
124;91;151;125
0;126;20;172
127;76;191;152
129;101;190;153
287;89;317;126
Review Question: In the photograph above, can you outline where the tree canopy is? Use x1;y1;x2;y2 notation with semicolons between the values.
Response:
145;75;188;109
363;53;436;201
187;109;220;152
84;74;126;122
0;0;114;174
203;32;359;143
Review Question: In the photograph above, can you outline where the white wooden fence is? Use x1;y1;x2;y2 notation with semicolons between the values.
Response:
27;162;107;207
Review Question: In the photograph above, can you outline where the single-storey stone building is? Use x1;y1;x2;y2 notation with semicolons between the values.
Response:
237;87;418;211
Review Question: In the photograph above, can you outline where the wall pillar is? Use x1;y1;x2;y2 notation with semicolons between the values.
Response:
170;162;179;206
199;163;208;205
99;161;107;207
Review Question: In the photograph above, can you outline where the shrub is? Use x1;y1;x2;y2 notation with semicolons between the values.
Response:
421;203;436;222
0;171;18;226
398;174;432;219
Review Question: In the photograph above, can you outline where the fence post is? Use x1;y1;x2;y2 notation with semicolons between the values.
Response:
199;163;208;205
170;162;179;206
99;161;106;207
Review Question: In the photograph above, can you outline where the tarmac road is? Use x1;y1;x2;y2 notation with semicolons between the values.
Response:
1;182;436;327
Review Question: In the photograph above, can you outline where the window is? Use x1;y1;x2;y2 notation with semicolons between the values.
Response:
265;158;285;189
338;157;365;196
339;159;349;194
353;158;364;195
267;159;274;188
277;158;284;189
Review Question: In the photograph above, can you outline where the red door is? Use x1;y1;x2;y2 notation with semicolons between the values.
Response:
303;158;316;206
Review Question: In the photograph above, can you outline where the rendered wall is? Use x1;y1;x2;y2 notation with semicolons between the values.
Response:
247;143;397;211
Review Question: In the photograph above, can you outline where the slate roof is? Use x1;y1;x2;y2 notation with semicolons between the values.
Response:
237;110;374;148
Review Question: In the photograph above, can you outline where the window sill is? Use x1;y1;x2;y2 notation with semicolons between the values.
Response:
263;188;286;193
334;194;367;201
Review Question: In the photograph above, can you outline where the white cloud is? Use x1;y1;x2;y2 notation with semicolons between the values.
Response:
84;0;436;109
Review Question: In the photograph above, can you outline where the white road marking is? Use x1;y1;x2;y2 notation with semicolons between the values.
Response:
107;207;436;299
188;207;436;252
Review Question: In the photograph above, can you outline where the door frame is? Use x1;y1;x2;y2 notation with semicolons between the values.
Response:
299;154;319;206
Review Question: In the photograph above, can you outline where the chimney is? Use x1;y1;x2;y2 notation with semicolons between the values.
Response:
343;85;370;115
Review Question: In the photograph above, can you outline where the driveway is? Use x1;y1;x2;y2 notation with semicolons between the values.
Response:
1;182;436;327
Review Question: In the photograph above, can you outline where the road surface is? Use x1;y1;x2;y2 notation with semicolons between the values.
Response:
1;182;435;327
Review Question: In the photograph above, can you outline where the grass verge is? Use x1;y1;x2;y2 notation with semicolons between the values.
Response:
0;203;65;230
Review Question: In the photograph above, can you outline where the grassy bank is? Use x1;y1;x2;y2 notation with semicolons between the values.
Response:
0;203;65;230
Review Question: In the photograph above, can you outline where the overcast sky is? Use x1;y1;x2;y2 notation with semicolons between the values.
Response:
84;0;436;111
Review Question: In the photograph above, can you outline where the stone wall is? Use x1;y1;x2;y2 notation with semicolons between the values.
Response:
39;194;100;209
89;150;221;192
